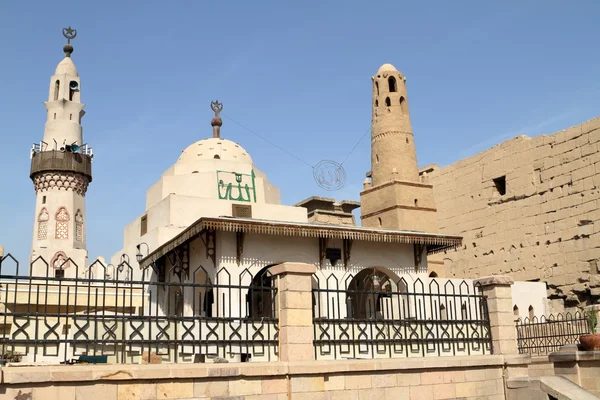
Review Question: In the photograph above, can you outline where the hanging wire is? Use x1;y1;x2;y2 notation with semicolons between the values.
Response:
340;126;371;166
222;113;314;168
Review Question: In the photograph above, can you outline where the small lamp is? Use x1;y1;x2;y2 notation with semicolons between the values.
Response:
136;242;150;264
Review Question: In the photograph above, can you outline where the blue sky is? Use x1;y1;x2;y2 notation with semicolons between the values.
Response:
1;1;599;264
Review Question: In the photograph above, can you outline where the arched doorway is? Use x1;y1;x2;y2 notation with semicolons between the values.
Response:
246;266;275;319
346;267;404;320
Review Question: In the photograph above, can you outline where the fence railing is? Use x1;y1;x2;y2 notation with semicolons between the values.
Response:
0;254;278;364
515;312;589;355
312;270;493;360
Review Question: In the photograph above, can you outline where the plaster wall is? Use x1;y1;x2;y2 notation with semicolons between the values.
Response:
425;117;600;310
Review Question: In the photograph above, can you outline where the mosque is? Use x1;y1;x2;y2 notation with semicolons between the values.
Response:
4;29;548;364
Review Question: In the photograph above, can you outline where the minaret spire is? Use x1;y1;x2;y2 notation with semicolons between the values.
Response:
29;27;92;277
210;100;223;138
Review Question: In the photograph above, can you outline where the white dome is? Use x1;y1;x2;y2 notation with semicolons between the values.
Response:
177;138;253;164
55;57;78;76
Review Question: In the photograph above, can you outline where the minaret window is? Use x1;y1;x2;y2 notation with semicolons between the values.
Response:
399;96;406;114
55;207;70;240
54;80;60;101
375;81;379;95
37;208;49;240
385;97;391;107
388;76;397;92
75;209;84;242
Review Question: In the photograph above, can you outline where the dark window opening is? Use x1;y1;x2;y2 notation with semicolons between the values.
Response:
429;271;438;278
42;196;46;204
140;215;148;236
54;80;60;101
528;305;535;319
55;269;65;278
375;100;378;107
399;96;406;114
513;305;519;317
414;199;418;207
214;155;220;159
388;76;397;92
375;81;379;95
53;113;56;120
385;97;391;107
247;267;275;319
493;176;506;196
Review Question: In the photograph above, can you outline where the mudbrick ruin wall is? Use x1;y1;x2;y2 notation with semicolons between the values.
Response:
424;116;600;311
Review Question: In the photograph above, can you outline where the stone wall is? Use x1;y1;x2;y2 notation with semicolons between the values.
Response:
424;116;600;310
0;356;511;400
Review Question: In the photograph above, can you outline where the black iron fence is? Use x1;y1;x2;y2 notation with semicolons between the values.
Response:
312;270;493;360
0;254;278;364
515;312;589;355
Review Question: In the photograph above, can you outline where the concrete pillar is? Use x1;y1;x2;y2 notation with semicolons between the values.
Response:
585;304;600;334
269;262;316;362
474;275;517;355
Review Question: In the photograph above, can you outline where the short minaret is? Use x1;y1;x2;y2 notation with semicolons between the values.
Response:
360;64;437;232
29;27;92;277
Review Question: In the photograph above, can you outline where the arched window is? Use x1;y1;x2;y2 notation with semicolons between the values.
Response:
55;207;70;240
439;304;447;320
429;271;438;278
388;76;397;92
375;99;378;107
513;305;519;317
378;217;382;227
246;266;275;319
528;305;534;319
37;208;49;240
385;97;391;107
75;209;84;242
54;80;60;101
414;199;418;207
375;81;379;95
51;251;70;278
214;155;220;159
399;96;406;114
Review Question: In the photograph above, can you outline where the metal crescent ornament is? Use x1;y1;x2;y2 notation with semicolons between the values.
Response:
62;26;77;42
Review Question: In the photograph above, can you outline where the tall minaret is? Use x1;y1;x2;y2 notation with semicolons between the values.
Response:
29;27;92;277
360;64;437;232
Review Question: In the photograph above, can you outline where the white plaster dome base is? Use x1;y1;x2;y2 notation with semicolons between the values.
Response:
177;138;252;165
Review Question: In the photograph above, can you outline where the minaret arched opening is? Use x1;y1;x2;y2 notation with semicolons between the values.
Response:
388;76;397;92
399;96;406;114
375;81;379;95
54;80;60;101
385;97;391;107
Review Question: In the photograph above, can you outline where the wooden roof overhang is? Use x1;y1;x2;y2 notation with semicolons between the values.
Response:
139;216;462;271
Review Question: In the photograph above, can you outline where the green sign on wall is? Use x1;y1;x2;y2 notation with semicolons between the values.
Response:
217;170;257;202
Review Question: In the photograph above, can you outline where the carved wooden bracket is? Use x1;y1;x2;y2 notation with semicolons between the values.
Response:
414;243;426;273
200;229;217;269
343;239;353;269
319;237;328;268
236;231;245;265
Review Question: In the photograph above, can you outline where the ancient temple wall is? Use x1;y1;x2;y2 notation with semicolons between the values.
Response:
425;117;600;310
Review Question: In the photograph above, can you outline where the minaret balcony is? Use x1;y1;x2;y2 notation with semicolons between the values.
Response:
30;150;92;181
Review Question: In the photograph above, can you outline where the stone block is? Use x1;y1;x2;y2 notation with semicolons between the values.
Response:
280;343;314;362
281;291;312;309
76;383;118;400
280;326;313;344
455;381;478;397
409;385;434;400
32;385;76;400
396;372;421;386
345;373;371;390
324;374;345;391
326;390;360;400
193;379;230;397
291;392;326;400
421;370;444;385
357;388;386;400
442;369;465;383
280;308;312;327
426;383;453;400
371;372;397;388
465;368;487;382
156;380;194;399
291;376;325;393
140;351;162;364
228;378;263;396
261;378;288;394
383;386;410;400
117;383;157;400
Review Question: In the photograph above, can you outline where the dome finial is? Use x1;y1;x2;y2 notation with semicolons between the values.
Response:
62;26;77;57
210;100;224;138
